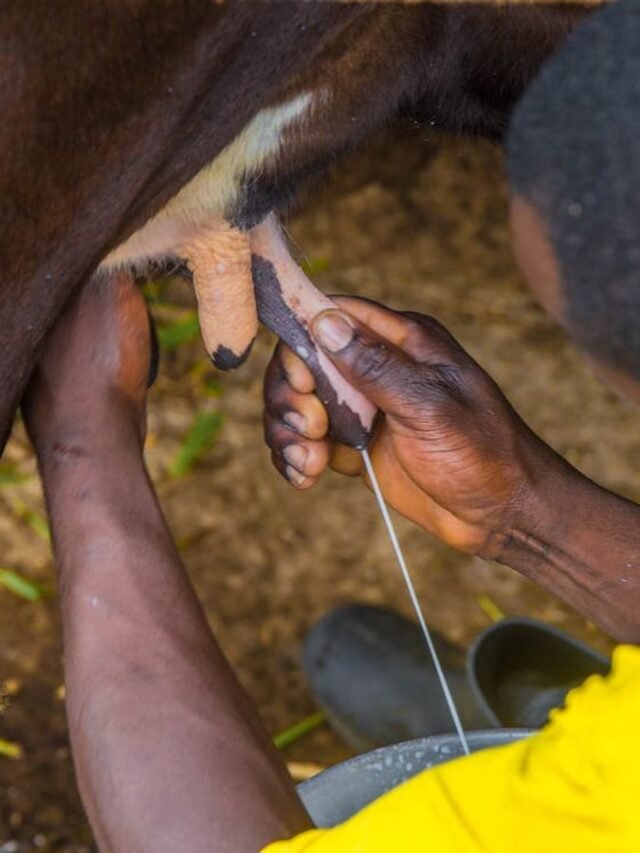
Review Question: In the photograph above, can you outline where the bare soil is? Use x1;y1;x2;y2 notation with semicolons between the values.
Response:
1;132;636;850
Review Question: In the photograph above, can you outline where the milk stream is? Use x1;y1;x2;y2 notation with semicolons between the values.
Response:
361;448;471;756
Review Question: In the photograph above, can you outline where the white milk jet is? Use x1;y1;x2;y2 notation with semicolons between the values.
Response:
361;448;471;756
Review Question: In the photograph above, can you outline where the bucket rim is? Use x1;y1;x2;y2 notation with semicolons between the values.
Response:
298;728;531;805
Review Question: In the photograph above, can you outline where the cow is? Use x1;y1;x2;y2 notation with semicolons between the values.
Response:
0;1;594;452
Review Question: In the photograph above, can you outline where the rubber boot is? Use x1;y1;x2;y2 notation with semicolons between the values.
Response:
467;617;610;729
302;603;492;751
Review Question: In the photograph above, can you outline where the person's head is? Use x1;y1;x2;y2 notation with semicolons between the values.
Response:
506;0;640;402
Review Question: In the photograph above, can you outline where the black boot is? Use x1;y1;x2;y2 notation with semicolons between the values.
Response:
303;605;610;750
467;617;610;729
302;603;492;751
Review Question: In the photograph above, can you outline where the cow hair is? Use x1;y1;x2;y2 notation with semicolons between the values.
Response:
0;1;589;449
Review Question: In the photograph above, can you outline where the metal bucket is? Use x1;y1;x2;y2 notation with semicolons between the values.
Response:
298;729;529;828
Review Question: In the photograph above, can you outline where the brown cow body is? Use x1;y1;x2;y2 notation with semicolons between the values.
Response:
0;1;590;449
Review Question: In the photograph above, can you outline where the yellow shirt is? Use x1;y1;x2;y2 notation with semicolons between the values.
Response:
266;645;640;852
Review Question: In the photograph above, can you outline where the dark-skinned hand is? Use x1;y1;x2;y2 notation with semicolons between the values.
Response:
264;296;563;558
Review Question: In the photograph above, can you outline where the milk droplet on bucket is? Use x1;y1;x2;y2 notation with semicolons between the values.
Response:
296;345;310;360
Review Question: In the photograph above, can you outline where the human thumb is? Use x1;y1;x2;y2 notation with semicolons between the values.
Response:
311;309;426;421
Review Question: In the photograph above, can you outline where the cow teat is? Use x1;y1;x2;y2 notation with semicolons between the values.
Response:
250;215;377;449
177;224;257;371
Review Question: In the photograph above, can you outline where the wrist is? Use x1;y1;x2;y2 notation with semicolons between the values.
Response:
480;446;581;565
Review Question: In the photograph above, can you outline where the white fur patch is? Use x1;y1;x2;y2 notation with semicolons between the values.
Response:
102;92;316;269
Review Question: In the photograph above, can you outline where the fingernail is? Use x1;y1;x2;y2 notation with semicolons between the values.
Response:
286;465;307;486
284;412;307;435
312;311;354;353
284;445;307;471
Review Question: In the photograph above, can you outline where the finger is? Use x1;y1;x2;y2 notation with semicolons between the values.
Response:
264;341;316;399
182;225;257;370
263;367;329;440
263;410;304;452
281;439;331;479
311;310;444;422
332;296;416;348
263;411;330;468
332;296;465;366
401;311;470;364
280;344;316;394
271;449;319;491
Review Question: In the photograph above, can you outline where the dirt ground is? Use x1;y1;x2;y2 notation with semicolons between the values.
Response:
1;131;638;849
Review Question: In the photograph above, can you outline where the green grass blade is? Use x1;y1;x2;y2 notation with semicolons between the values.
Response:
0;463;29;487
170;410;224;478
477;594;505;623
24;510;50;541
300;257;330;276
0;568;45;601
11;500;50;541
0;738;23;760
273;711;326;750
201;376;223;398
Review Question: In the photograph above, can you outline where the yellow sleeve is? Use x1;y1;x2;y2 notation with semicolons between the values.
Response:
265;645;640;852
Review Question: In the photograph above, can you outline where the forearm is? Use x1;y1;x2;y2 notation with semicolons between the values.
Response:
491;460;640;642
39;437;309;852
